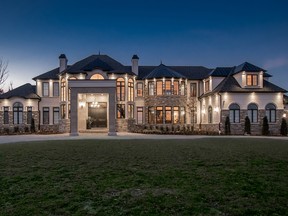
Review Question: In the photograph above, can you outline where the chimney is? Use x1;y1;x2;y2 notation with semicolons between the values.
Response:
59;54;67;72
131;54;139;76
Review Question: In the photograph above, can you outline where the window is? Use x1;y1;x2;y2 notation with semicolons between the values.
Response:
61;78;66;101
180;107;185;124
173;107;179;123
205;80;210;92
128;79;134;101
229;103;240;123
90;74;104;80
27;106;32;124
148;82;154;96
13;102;23;124
42;82;49;97
53;107;59;124
180;81;185;95
137;107;143;124
156;81;163;95
248;103;258;123
265;103;276;123
148;107;155;124
4;107;9;124
117;104;125;119
128;104;134;118
191;107;197;124
208;106;213;123
43;107;49;124
137;83;143;97
164;80;172;95
156;106;163;124
165;107;172;124
53;82;59;97
246;74;258;86
190;83;197;97
173;81;179;95
117;78;125;101
61;104;66;119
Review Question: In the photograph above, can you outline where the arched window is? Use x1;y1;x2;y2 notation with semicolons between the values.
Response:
128;79;134;101
61;78;66;101
90;74;104;80
265;103;276;123
229;103;240;123
248;103;258;123
117;78;125;101
13;102;23;124
208;106;213;123
68;76;77;80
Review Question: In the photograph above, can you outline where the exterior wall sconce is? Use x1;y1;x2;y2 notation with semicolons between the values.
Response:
283;113;286;118
214;107;219;112
202;109;206;114
79;101;85;109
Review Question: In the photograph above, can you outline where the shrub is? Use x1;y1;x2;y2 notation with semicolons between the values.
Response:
225;116;231;135
244;116;251;134
14;126;19;133
262;116;269;135
280;118;287;136
30;118;36;133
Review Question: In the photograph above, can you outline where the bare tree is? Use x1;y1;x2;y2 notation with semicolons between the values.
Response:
8;81;13;91
0;59;9;92
187;96;198;131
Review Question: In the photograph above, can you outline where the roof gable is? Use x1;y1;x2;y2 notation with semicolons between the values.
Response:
234;62;265;74
142;64;186;79
0;83;40;99
33;67;62;81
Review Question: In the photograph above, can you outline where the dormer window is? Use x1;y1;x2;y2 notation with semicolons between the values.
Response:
246;74;258;86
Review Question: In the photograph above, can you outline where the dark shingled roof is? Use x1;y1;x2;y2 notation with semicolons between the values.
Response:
0;83;40;99
209;67;234;76
200;74;287;98
32;67;62;81
234;62;266;74
64;55;135;75
142;64;187;79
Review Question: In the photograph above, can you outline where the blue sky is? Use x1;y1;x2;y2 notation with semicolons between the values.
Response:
0;0;287;91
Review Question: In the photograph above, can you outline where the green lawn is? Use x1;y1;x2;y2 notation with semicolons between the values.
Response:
0;138;288;215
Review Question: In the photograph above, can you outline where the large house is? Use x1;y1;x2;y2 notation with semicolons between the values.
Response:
0;54;287;135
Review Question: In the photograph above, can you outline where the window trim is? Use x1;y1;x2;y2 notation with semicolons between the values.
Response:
246;74;258;86
53;82;59;97
43;107;49;125
42;82;49;97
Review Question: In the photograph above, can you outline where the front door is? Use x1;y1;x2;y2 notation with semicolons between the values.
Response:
88;102;107;128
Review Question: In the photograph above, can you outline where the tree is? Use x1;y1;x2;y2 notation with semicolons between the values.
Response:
280;118;287;136
262;116;269;135
244;116;251;134
187;97;197;131
225;116;231;135
0;59;9;92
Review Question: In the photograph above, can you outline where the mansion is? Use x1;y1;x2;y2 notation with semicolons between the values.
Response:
0;54;287;135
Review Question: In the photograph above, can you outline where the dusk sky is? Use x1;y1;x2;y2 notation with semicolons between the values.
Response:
1;0;288;91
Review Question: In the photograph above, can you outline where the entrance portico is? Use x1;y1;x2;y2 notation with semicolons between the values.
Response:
69;80;117;136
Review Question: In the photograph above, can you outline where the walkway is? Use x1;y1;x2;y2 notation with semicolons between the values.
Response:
1;132;288;144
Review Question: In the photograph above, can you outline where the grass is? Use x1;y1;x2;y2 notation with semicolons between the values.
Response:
0;138;288;215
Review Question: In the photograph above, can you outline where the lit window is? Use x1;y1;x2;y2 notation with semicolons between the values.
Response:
137;107;143;124
148;107;155;124
90;74;104;80
180;81;185;95
164;80;172;95
165;107;172;124
117;78;125;101
190;83;197;97
156;81;163;95
156;106;163;124
173;107;179;123
61;78;66;101
117;104;125;119
173;81;179;95
246;74;258;86
148;82;154;96
137;83;143;97
128;79;134;101
128;104;134;118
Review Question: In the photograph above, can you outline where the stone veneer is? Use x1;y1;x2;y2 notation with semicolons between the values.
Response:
221;109;283;135
59;119;70;133
0;111;40;133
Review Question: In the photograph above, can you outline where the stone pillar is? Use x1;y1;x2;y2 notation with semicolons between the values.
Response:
108;92;117;136
70;89;78;136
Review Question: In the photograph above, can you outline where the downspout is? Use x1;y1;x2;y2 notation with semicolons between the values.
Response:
38;98;41;131
218;93;222;134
